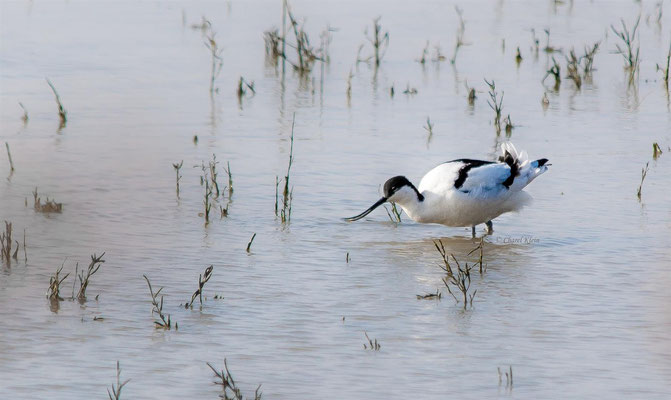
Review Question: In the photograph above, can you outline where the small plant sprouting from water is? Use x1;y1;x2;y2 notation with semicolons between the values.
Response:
46;265;70;301
33;188;63;213
224;161;233;198
653;142;663;160
657;41;671;89
19;102;28;124
384;203;402;223
424;116;434;143
277;115;295;224
611;17;641;84
450;6;467;65
188;265;213;308
207;359;262;400
205;32;224;94
542;29;560;53
416;290;442;300
417;41;429;64
246;233;256;253
363;332;381;351
468;237;487;274
173;161;183;198
582;42;600;76
434;240;478;309
365;17;389;68
485;79;504;134
202;165;214;224
46;78;67;128
237;77;256;105
143;275;174;330
1;221;19;264
565;49;582;89
107;361;130;400
498;366;513;391
637;162;649;201
5;142;15;173
504;114;515;137
75;253;105;300
543;57;561;90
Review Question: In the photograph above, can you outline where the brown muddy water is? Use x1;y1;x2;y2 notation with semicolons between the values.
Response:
1;1;670;399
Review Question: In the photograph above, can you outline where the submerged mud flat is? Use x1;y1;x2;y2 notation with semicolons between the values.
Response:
1;1;670;399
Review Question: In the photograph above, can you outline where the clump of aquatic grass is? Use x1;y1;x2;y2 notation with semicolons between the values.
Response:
143;275;175;330
207;359;262;400
637;162;649;201
363;332;380;351
485;79;504;134
32;188;63;213
188;265;213;308
19;102;28;124
5;142;14;173
653;142;663;159
246;234;256;253
264;28;282;64
565;49;582;89
205;32;224;94
276;115;295;224
363;17;389;68
173;161;183;198
416;290;442;300
450;6;467;64
1;221;19;263
46;264;70;300
434;239;477;309
384;203;402;223
582;42;600;76
346;252;350;263
657;42;670;89
237;77;256;104
107;361;130;400
193;135;199;145
543;57;561;90
74;253;105;300
282;2;324;74
424;116;434;144
498;366;513;390
46;78;67;128
208;154;221;198
611;17;641;83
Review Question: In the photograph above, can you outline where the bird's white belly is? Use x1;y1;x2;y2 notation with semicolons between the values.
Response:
400;189;528;227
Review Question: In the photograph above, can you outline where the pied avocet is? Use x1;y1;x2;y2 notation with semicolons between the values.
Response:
344;142;550;236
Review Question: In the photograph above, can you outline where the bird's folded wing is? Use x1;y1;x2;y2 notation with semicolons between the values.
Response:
456;163;512;194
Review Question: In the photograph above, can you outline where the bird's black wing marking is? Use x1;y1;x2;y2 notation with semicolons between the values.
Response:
498;152;519;189
448;159;496;189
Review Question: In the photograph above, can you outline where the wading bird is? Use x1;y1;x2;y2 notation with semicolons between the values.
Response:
344;142;549;237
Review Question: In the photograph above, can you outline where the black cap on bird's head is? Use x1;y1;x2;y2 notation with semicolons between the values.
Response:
344;176;421;222
383;175;413;198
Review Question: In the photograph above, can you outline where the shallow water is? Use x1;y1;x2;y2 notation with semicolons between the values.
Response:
1;1;670;398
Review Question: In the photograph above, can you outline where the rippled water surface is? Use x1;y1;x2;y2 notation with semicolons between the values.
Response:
1;1;671;398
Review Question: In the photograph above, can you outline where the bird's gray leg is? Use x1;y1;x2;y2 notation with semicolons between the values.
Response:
485;220;494;235
471;225;476;238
